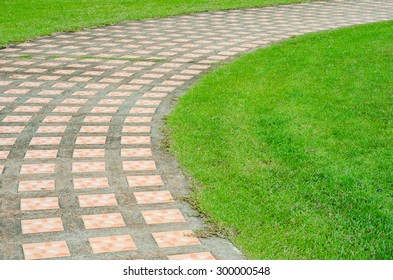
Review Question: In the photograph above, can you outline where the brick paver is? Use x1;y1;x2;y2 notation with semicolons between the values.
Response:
0;0;392;259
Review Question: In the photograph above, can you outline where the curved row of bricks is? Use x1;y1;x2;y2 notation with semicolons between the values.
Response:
0;0;392;259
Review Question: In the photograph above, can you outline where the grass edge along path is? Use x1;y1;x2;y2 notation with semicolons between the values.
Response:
167;21;393;259
0;0;314;46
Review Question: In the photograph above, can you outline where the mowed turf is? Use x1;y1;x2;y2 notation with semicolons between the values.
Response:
0;0;311;46
167;21;393;259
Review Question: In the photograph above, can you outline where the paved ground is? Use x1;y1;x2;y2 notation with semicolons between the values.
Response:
0;0;392;260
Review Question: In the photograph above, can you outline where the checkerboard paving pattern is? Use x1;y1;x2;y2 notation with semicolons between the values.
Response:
25;150;58;159
134;191;174;204
36;126;66;133
2;115;32;122
73;149;105;158
72;162;106;173
73;177;109;189
23;241;70;260
1;0;391;259
127;175;164;187
21;217;64;234
75;136;106;145
0;138;16;145
122;126;151;133
83;116;112;123
130;107;157;114
78;193;118;207
121;148;152;157
79;126;109;133
89;235;137;254
42;116;72;123
122;160;156;171
142;209;185;224
29;137;62;145
18;180;55;192
0;151;10;159
152;230;201;248
21;197;59;211
20;163;56;174
121;136;151;145
82;213;126;229
167;252;216;260
0;126;24;133
125;116;152;123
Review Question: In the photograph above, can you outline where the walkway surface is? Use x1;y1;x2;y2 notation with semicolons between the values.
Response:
0;0;392;260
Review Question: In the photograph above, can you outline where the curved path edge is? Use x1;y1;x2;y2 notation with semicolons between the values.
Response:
0;0;392;259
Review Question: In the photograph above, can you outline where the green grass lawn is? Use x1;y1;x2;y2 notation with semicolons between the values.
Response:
167;21;393;259
0;0;311;46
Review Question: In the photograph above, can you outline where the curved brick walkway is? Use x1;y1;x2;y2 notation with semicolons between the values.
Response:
0;0;392;260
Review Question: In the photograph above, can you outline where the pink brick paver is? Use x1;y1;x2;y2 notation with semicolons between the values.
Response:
82;213;126;229
20;197;59;211
0;0;391;260
18;180;55;192
21;217;64;234
142;209;186;224
73;177;109;189
23;241;70;260
168;252;216;260
89;235;137;254
152;230;201;248
78;193;118;207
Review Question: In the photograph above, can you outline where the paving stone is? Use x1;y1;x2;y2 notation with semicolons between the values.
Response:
124;116;152;123
25;150;58;159
0;0;391;260
167;252;216;260
29;137;61;145
0;151;10;159
21;197;59;211
142;209;186;224
21;217;64;234
73;177;110;189
20;163;56;174
72;162;106;173
121;136;150;145
23;241;70;260
127;175;165;187
121;148;152;157
152;230;200;248
2;115;32;122
122;160;156;171
0;138;16;145
73;149;105;158
122;126;151;133
42;116;72;123
36;126;67;133
75;136;106;145
134;191;174;204
18;180;55;192
79;126;109;133
89;235;137;254
0;126;24;133
82;213;126;229
78;193;118;207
